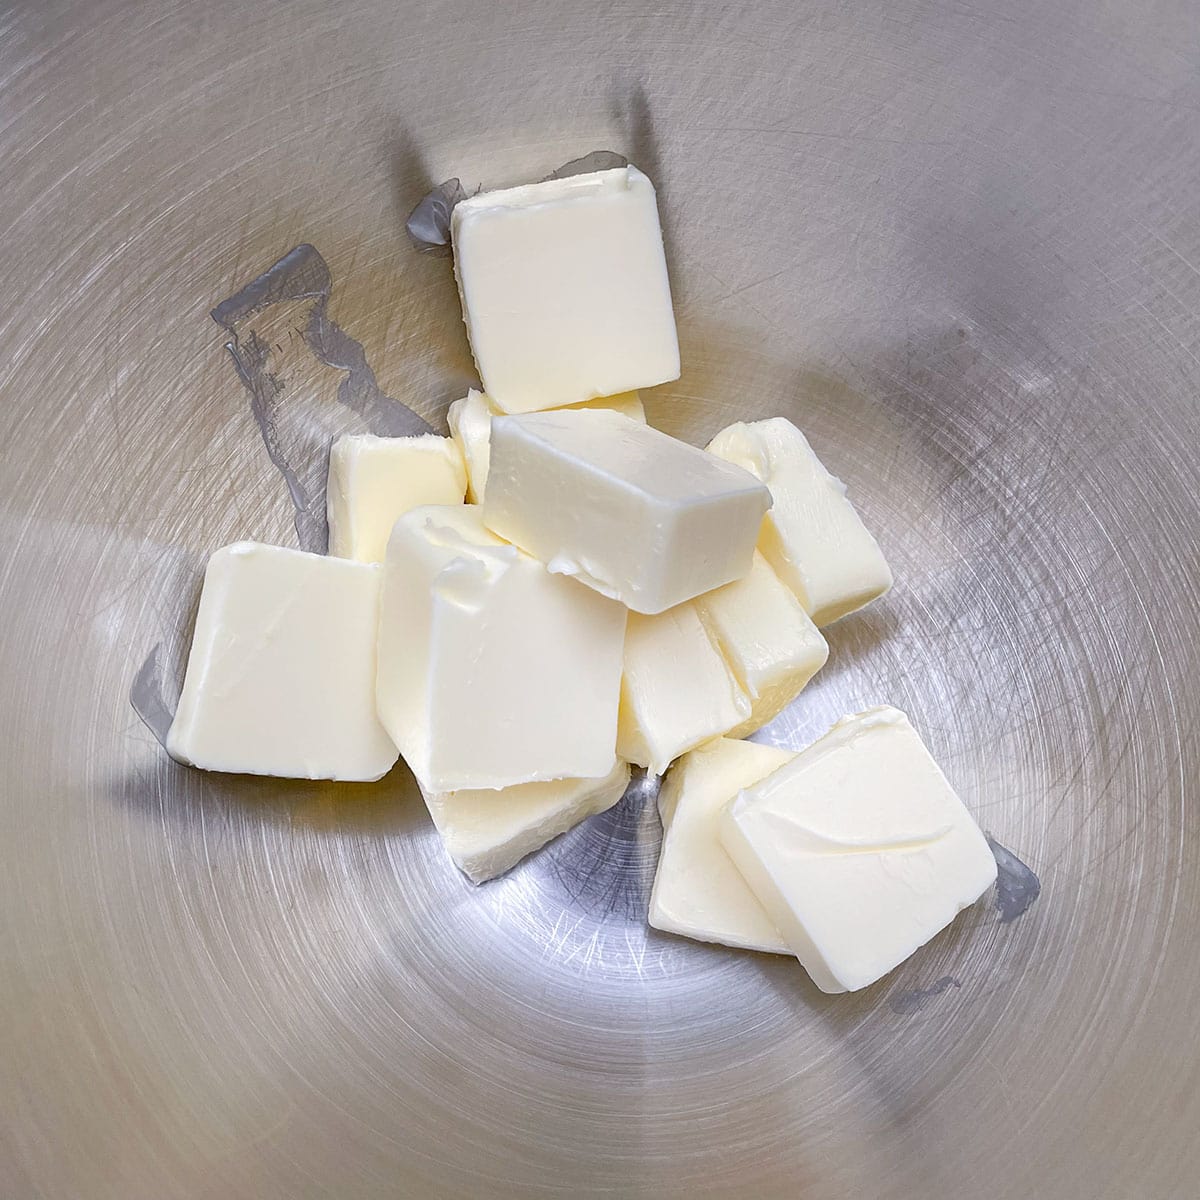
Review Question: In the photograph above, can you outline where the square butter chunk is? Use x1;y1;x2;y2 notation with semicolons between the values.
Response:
451;165;679;412
447;388;644;504
707;418;892;626
422;759;630;884
720;707;998;993
696;552;829;738
166;543;398;782
651;739;794;954
377;504;627;793
485;410;772;614
617;604;751;775
327;433;467;564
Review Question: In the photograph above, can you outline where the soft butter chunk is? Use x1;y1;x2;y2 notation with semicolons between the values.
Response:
617;604;751;775
485;410;771;614
650;739;793;954
451;166;680;412
447;388;644;504
695;552;829;738
707;418;892;626
422;759;630;884
327;433;467;563
720;707;998;993
377;504;626;793
167;543;398;781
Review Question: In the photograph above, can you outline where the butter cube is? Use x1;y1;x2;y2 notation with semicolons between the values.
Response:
447;388;644;504
695;552;829;738
451;166;680;412
422;759;630;884
720;707;998;993
650;739;792;954
167;543;398;781
327;434;467;563
617;604;751;775
486;410;771;614
377;505;626;792
707;418;892;626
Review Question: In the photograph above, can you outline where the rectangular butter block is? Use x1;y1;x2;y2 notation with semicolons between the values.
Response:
720;707;998;993
617;604;751;775
422;759;630;884
447;388;644;505
486;409;771;614
696;552;829;738
651;739;793;954
327;433;467;563
377;504;626;792
167;543;398;781
451;165;679;412
707;418;892;626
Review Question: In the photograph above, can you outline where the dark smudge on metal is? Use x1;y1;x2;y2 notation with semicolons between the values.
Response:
987;836;1042;923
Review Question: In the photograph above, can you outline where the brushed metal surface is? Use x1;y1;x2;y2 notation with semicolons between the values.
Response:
2;1;1198;1197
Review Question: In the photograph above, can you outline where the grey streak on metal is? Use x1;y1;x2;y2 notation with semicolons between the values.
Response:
221;326;328;552
888;975;961;1015
2;2;1198;1198
406;178;468;253
543;149;630;180
128;643;175;748
213;243;434;552
987;836;1043;924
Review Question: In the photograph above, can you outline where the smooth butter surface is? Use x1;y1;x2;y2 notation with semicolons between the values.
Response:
422;759;630;884
651;739;793;954
376;504;626;793
616;603;750;775
327;433;467;564
486;409;771;614
447;388;644;504
695;552;829;738
708;417;892;626
720;706;998;993
451;166;679;412
167;543;398;782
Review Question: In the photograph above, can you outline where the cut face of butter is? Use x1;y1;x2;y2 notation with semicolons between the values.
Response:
451;165;679;412
485;410;771;614
447;388;644;504
167;543;398;782
422;759;630;884
651;739;793;954
377;504;626;793
617;604;750;775
327;433;467;563
707;418;892;626
695;552;829;738
720;707;998;993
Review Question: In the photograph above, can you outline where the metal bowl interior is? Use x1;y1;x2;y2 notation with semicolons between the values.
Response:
1;2;1197;1197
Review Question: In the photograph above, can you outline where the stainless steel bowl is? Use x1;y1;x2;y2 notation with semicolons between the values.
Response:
3;2;1197;1196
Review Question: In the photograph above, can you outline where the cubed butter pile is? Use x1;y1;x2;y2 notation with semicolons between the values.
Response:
165;161;999;994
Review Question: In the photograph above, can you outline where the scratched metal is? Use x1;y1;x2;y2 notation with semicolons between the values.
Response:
1;1;1198;1198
